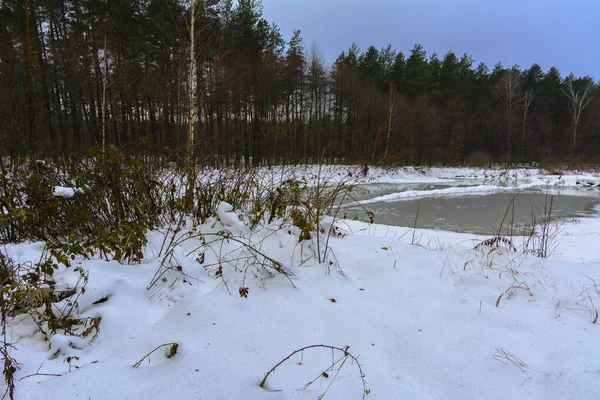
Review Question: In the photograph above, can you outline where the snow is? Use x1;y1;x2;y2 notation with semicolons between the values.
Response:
346;183;541;206
5;167;600;399
52;186;82;198
217;201;246;234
